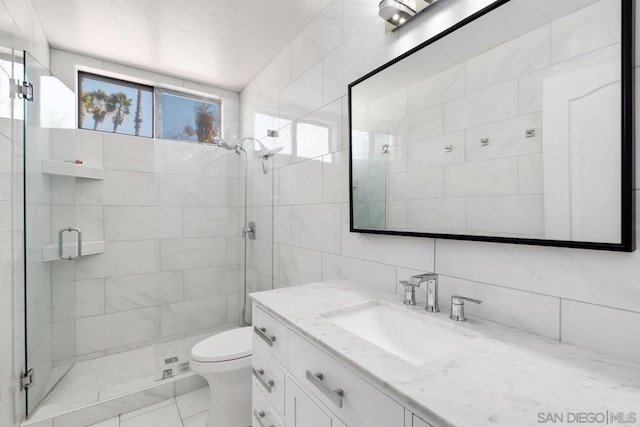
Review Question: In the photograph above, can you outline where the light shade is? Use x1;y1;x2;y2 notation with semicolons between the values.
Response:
379;0;442;30
378;0;417;25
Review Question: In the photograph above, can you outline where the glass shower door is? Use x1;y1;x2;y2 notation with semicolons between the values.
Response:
23;51;77;416
352;129;389;231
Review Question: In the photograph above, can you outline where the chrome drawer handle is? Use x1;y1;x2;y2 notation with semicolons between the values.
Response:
305;370;344;408
254;326;276;347
252;368;275;393
253;409;275;427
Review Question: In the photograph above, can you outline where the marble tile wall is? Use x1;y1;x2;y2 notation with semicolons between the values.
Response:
240;0;640;363
47;130;242;360
44;53;243;362
352;0;620;237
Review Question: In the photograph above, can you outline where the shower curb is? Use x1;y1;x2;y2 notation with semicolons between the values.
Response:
20;372;206;427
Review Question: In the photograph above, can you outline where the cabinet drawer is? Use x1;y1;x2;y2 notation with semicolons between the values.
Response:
253;383;285;427
253;345;285;416
288;330;405;427
254;306;287;366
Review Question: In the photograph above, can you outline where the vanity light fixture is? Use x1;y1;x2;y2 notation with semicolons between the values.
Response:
378;0;417;25
378;0;441;31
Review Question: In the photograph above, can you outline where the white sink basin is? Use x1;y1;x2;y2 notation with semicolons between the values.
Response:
324;302;476;365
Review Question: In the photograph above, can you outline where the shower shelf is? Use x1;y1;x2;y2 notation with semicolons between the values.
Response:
41;240;105;262
42;159;105;180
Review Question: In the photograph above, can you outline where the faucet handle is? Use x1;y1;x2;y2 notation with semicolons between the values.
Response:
399;280;421;306
399;279;420;288
450;295;482;321
451;295;482;305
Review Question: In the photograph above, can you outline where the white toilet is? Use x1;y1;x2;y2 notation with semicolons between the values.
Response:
190;326;253;427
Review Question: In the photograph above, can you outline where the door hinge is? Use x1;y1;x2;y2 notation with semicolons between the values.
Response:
20;369;34;391
10;79;34;102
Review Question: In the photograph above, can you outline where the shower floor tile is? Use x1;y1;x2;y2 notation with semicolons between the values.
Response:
42;345;156;406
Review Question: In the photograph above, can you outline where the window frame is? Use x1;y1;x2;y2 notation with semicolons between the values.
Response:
77;71;155;138
154;87;222;143
77;71;224;143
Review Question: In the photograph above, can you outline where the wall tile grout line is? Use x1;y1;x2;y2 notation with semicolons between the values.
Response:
559;298;563;342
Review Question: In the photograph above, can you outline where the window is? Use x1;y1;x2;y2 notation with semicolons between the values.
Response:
77;72;222;142
296;122;330;159
78;72;154;137
0;53;23;120
156;90;221;143
255;114;333;162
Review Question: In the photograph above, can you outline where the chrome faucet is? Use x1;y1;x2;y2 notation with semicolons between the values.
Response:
399;273;439;310
449;295;482;321
422;273;439;313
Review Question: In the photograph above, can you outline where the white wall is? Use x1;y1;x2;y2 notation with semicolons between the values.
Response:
0;0;50;425
240;0;640;363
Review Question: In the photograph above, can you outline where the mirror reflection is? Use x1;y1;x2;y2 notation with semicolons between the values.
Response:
350;0;628;246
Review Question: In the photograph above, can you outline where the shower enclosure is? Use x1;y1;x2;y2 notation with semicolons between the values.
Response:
21;51;274;419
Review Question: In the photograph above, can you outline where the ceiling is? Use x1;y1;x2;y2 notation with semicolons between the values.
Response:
31;0;334;92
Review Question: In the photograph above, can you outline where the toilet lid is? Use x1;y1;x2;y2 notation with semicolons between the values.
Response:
191;326;253;363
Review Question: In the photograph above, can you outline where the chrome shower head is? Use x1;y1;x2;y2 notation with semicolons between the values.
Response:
212;136;245;154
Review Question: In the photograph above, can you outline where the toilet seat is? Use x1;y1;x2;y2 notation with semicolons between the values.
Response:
190;353;252;374
191;326;253;363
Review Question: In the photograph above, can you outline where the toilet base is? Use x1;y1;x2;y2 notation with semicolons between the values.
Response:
202;365;251;427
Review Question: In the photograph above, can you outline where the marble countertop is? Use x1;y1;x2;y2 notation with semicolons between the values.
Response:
250;281;640;427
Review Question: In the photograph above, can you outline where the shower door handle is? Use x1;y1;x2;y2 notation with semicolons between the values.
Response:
242;221;256;239
58;227;82;260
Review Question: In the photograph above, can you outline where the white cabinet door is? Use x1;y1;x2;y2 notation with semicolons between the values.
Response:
286;378;346;427
413;414;433;427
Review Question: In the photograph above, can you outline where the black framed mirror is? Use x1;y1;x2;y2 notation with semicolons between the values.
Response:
348;0;634;252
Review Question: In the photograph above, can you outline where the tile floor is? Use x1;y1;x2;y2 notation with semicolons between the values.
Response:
85;387;209;427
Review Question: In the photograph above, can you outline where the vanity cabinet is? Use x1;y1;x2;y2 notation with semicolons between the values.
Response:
251;305;434;427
